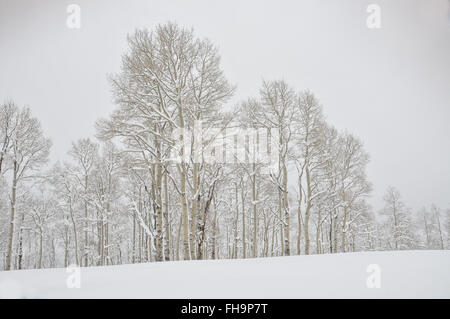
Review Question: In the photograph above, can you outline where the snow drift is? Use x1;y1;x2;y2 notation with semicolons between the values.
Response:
0;250;449;299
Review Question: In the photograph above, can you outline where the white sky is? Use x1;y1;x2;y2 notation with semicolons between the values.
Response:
1;0;449;211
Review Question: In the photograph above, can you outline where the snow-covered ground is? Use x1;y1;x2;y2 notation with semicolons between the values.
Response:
0;250;449;298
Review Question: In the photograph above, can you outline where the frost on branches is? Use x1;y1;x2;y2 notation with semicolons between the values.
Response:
0;23;449;271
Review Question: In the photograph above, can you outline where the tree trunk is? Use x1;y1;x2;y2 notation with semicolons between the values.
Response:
435;210;444;250
211;198;217;259
17;212;25;270
252;163;258;258
333;214;338;253
191;162;199;259
241;183;246;259
39;231;43;269
197;185;215;259
177;101;191;261
155;159;163;262
282;161;290;256
297;179;302;255
6;160;18;271
304;167;312;255
233;183;239;259
423;214;430;248
84;174;89;267
163;168;170;261
341;207;348;252
132;209;136;263
176;209;182;260
180;163;190;260
69;198;79;265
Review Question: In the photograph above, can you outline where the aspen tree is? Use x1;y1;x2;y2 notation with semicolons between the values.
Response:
5;106;51;270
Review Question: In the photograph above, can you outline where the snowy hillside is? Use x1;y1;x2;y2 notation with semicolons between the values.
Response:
0;250;449;299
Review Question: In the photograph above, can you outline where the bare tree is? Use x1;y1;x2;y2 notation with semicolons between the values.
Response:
380;187;415;250
69;138;98;267
5;106;51;270
98;22;233;261
0;100;18;176
294;91;325;255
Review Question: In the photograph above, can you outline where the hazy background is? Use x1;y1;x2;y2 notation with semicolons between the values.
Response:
1;0;449;211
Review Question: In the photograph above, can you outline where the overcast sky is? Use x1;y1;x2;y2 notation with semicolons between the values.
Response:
1;0;449;211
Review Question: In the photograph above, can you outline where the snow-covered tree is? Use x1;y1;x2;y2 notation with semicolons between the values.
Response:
380;187;416;250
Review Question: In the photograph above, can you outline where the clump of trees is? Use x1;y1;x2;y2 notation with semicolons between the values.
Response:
1;23;448;270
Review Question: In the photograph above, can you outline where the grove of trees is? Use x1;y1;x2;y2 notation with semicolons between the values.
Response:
1;23;449;270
